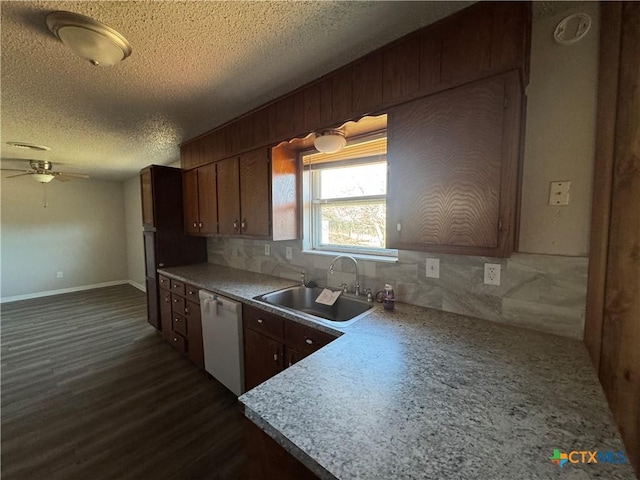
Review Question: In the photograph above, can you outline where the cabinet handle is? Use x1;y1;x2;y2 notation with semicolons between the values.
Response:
305;338;315;345
173;337;178;342
158;263;165;267
184;307;189;314
174;317;180;322
173;299;179;303
241;219;247;231
188;290;194;295
233;219;239;232
198;222;203;228
288;360;293;367
257;318;263;324
273;352;278;362
193;222;198;228
164;297;169;303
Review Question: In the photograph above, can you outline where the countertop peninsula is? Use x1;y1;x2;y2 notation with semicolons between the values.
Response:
159;263;635;480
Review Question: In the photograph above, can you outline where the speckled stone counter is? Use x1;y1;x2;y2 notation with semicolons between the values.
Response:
159;264;636;480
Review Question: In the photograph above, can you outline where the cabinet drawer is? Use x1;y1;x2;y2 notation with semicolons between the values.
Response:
172;312;188;336
172;294;186;314
170;279;185;295
169;332;187;354
285;321;336;355
159;275;170;291
185;284;199;302
243;305;284;342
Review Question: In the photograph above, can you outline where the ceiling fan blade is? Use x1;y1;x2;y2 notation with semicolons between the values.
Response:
55;172;90;179
1;168;30;173
5;172;32;178
53;175;71;182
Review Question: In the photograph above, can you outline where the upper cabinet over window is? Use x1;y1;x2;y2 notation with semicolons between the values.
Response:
386;72;522;257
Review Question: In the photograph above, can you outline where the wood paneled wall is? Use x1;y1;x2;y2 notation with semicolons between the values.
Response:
181;1;531;171
585;2;640;475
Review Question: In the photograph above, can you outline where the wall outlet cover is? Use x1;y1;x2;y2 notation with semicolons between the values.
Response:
484;263;501;285
285;246;293;260
264;244;271;256
425;258;440;278
549;181;571;205
56;271;64;278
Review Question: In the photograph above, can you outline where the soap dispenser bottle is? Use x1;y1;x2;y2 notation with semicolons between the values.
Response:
382;284;395;311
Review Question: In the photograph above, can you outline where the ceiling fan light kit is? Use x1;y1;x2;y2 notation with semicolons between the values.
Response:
45;11;132;66
32;173;55;183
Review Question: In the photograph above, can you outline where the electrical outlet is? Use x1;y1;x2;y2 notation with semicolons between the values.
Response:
264;244;271;256
286;246;293;260
484;263;501;286
56;271;64;278
425;258;440;278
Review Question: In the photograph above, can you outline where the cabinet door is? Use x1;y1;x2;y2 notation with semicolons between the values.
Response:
185;301;204;369
182;169;200;235
217;157;241;235
146;276;160;330
143;231;156;277
140;168;154;228
284;347;306;369
240;149;270;237
387;74;520;257
196;162;218;235
160;289;172;339
244;328;284;390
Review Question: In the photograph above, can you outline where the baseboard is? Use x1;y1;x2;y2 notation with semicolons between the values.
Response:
128;280;146;292
0;280;132;304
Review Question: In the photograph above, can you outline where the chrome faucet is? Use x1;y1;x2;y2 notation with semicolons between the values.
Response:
328;255;360;296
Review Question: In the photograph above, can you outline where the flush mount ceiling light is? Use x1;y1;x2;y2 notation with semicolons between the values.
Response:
46;11;132;66
6;142;50;152
314;130;347;154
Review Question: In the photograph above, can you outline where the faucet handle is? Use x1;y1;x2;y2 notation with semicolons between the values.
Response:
364;288;373;302
301;271;306;286
339;283;349;294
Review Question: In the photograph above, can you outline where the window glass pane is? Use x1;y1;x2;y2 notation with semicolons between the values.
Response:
318;201;386;248
318;162;386;199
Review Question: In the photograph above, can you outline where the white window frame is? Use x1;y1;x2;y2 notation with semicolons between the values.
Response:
301;141;397;259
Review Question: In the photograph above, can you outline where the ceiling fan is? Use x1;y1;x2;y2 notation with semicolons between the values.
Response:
1;160;90;183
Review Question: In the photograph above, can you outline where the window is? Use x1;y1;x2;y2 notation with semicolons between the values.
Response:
302;134;396;257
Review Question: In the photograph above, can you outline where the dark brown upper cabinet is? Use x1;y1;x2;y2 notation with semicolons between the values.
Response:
140;165;187;232
183;162;218;236
216;156;241;236
239;148;271;237
386;72;522;257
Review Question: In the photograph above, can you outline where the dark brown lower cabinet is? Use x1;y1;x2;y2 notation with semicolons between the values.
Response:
159;275;205;369
244;328;284;391
243;305;337;390
245;419;318;480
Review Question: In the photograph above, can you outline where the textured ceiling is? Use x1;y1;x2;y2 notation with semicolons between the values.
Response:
1;1;577;181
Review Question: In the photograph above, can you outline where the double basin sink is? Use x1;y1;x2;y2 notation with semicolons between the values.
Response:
254;285;373;326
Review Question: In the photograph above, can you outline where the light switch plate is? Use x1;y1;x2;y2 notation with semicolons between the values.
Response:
549;181;571;205
56;271;64;278
484;263;501;286
425;258;440;278
285;246;293;260
264;244;271;256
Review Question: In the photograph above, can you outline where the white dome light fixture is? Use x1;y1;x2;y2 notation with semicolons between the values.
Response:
314;130;347;154
46;11;132;66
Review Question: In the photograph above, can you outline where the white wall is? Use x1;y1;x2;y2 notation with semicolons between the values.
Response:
1;173;128;299
519;2;600;256
124;175;145;289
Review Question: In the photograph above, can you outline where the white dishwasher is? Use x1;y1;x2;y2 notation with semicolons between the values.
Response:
199;290;244;396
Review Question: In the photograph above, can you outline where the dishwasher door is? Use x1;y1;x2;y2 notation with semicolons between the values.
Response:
199;290;244;396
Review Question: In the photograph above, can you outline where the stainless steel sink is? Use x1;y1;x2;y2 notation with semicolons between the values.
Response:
254;285;373;325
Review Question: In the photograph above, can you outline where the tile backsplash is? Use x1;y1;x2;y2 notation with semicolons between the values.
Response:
207;238;588;339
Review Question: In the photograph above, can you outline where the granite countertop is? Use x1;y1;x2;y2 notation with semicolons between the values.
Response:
159;264;636;480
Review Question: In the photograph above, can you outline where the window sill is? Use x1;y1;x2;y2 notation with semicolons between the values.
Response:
301;249;398;263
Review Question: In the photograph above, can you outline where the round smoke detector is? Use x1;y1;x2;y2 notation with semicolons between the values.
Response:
554;13;592;45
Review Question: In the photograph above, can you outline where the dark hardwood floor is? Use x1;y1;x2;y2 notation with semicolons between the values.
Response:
1;285;248;480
